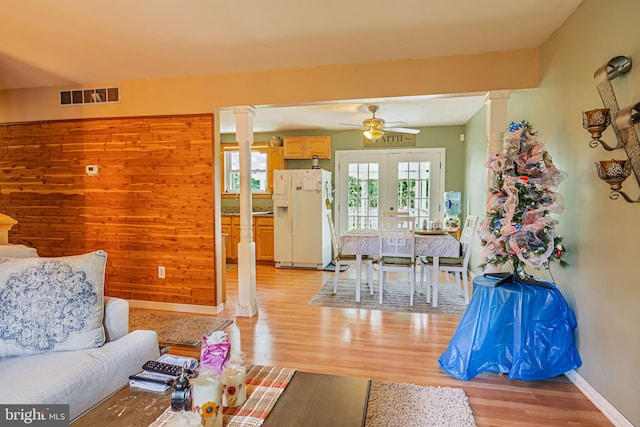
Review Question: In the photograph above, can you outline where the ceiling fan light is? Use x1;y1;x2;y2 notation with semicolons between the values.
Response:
363;128;384;140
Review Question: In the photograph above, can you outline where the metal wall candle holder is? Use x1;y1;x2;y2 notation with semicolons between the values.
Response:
585;56;640;203
582;108;613;148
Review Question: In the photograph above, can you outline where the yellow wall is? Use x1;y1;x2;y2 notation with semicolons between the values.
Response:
0;49;538;123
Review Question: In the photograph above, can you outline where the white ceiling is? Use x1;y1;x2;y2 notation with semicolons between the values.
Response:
0;0;582;132
218;94;488;134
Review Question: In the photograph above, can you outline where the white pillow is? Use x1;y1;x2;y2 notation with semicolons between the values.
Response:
0;250;107;358
0;244;39;258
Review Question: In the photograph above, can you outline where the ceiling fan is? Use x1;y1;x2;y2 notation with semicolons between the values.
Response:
340;105;421;140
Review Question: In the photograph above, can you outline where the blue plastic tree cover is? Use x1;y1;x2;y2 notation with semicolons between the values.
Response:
439;275;582;381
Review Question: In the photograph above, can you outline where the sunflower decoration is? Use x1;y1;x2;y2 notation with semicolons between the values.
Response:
199;401;220;427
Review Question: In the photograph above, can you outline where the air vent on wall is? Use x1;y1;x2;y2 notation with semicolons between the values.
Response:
59;87;120;106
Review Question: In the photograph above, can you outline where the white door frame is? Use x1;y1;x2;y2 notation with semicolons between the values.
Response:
334;148;445;237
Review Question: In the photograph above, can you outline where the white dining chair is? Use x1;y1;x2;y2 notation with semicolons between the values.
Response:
382;211;409;217
378;215;416;305
327;213;374;301
418;215;478;304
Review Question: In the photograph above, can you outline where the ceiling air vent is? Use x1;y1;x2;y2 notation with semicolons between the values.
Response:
59;87;120;106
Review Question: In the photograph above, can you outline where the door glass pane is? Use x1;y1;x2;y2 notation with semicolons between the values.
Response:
347;163;379;230
337;148;443;237
397;161;430;227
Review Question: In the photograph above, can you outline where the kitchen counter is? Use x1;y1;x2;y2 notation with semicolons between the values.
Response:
222;211;273;216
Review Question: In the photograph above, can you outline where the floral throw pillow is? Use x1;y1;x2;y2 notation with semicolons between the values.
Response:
0;250;107;358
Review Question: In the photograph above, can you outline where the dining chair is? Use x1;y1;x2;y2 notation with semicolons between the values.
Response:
382;211;409;217
418;215;478;304
327;213;374;300
378;215;416;305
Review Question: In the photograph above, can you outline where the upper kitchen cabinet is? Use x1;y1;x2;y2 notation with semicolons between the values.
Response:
267;145;284;192
283;136;331;159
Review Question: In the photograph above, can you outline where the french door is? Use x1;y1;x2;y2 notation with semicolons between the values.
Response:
334;148;445;235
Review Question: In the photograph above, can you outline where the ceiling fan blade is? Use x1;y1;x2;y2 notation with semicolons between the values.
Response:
382;127;420;134
338;122;366;128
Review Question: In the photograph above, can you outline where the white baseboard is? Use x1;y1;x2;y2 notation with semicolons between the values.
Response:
128;299;223;315
564;370;632;427
469;271;631;426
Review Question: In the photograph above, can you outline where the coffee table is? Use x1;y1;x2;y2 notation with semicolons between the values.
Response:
71;370;370;427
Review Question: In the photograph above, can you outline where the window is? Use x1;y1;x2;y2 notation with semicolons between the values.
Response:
222;143;279;195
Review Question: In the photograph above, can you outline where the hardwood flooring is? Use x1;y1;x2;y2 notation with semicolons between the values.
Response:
168;264;611;427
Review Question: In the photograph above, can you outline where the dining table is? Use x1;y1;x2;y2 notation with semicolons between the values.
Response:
340;229;461;306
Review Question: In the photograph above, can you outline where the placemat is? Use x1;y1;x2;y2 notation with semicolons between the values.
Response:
149;365;296;427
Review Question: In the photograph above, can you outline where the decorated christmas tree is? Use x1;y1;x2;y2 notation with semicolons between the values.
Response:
478;121;568;286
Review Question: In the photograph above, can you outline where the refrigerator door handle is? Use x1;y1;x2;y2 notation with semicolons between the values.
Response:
291;186;296;233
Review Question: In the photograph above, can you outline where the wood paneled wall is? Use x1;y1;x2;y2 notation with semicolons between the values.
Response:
0;114;217;306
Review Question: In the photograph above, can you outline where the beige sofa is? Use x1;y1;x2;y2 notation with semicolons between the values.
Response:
0;245;160;420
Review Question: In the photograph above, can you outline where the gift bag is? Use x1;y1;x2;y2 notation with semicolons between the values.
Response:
200;331;231;374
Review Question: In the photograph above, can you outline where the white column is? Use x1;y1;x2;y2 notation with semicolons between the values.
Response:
483;90;510;273
484;90;510;155
233;106;258;317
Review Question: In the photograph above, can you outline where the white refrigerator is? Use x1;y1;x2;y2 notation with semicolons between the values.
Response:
273;169;332;269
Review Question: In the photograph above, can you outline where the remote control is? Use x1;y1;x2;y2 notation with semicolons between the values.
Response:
129;372;174;385
142;360;186;377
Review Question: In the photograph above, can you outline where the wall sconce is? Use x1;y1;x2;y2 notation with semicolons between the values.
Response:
595;159;631;196
582;108;614;149
585;55;640;203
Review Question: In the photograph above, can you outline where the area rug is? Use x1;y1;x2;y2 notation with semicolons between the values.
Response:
129;309;233;347
366;381;476;427
323;262;350;272
308;279;468;315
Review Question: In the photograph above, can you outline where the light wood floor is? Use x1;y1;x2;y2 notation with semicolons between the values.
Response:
171;264;611;427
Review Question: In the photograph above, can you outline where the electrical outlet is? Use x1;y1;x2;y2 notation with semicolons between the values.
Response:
158;265;165;279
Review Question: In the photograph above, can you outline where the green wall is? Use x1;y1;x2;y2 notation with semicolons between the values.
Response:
465;1;640;424
463;103;487;276
222;125;467;216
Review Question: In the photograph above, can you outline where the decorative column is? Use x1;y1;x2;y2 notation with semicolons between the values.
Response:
233;106;258;317
484;90;510;155
0;213;17;245
483;90;510;273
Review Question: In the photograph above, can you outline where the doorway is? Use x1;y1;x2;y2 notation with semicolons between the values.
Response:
334;148;445;235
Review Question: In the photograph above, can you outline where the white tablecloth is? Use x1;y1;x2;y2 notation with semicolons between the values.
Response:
340;230;461;307
341;230;460;258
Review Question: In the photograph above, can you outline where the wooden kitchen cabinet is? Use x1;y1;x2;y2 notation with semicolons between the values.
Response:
221;216;234;260
268;146;284;192
255;216;274;261
223;215;274;263
283;136;331;159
